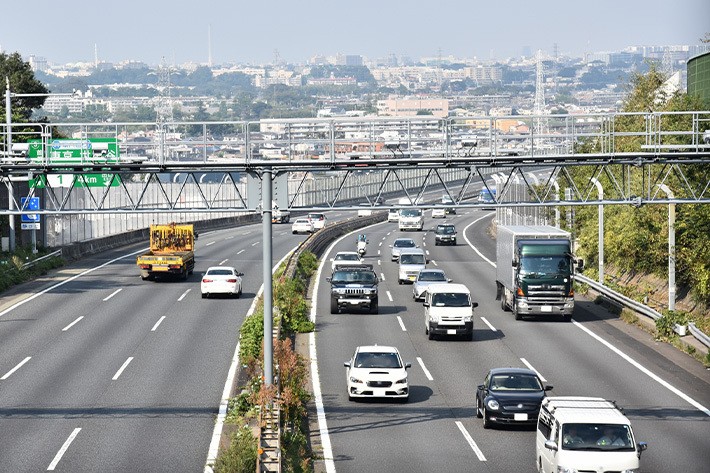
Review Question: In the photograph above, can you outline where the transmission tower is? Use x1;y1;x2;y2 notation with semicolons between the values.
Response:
662;48;674;76
156;56;174;124
533;50;548;138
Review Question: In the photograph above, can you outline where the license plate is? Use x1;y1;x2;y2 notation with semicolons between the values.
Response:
541;306;552;312
153;266;169;272
514;413;528;421
447;329;457;335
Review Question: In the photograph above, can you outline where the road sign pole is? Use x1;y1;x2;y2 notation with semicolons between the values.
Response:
262;169;273;386
6;77;15;252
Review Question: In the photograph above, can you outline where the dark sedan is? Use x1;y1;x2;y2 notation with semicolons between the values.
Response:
476;368;552;428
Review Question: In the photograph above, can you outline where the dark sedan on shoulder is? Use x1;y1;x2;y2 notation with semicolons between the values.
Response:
476;367;552;428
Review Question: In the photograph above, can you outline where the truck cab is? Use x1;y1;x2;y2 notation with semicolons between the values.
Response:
423;283;478;340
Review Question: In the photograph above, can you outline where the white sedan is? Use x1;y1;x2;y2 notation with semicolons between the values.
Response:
201;266;243;298
344;345;411;401
291;218;314;234
331;251;362;272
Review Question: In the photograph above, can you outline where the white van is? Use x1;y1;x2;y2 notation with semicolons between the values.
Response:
398;248;427;284
423;283;478;340
536;397;647;473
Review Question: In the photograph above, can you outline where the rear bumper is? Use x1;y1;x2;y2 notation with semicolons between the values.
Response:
429;321;473;336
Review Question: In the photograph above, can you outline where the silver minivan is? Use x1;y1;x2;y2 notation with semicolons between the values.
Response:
398;248;427;284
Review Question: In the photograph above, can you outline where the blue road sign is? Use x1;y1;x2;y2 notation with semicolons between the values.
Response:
21;196;40;223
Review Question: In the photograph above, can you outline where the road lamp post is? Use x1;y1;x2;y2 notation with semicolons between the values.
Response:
5;78;75;253
657;184;676;311
591;177;604;284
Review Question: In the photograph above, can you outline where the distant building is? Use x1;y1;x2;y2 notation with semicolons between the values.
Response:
377;98;449;118
307;76;356;86
687;51;710;107
335;54;363;66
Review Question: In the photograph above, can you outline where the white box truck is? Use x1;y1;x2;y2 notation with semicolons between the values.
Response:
496;225;583;321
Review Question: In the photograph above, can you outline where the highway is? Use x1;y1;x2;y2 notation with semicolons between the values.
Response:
0;221;321;471
312;210;710;473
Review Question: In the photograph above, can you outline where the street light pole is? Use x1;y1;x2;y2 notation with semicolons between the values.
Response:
658;185;676;311
5;77;16;252
591;177;604;284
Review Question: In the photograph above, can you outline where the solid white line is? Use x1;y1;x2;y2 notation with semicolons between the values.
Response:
480;316;497;332
112;357;134;380
520;358;547;382
205;247;296;472
380;273;385;281
178;289;191;301
205;241;216;247
237;249;245;255
151;316;166;332
417;357;434;381
397;316;407;331
455;421;487;461
47;428;81;471
0;248;148;319
219;259;228;265
1;356;31;380
463;214;497;267
572;320;710;416
386;291;393;302
62;316;84;332
103;288;122;301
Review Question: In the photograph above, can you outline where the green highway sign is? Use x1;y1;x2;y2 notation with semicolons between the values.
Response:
31;173;121;189
28;138;120;163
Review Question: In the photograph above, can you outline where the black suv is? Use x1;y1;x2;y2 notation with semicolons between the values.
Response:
435;224;457;246
326;264;379;314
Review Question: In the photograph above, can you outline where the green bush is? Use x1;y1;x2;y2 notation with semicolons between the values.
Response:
0;247;65;293
213;425;257;473
655;311;691;339
239;304;265;364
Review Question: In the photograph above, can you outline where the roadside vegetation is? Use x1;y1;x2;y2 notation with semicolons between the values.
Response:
215;250;317;473
0;245;65;293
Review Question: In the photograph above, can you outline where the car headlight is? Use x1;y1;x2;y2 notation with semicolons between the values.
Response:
486;399;500;410
463;315;472;322
556;467;578;473
349;376;363;384
395;377;407;384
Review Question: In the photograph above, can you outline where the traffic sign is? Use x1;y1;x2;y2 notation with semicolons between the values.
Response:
20;197;40;223
28;138;119;163
30;173;121;189
21;223;41;230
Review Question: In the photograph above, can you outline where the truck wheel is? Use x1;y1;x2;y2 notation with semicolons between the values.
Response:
428;326;435;340
330;298;338;314
514;303;523;321
466;331;474;341
500;295;508;312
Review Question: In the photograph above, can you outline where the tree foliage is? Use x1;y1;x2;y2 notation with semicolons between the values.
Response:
0;52;49;122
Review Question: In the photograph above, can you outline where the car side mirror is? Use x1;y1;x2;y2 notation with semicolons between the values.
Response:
194;232;199;240
343;362;351;368
472;302;479;308
544;385;553;391
423;302;430;307
405;362;411;369
237;272;244;277
389;245;393;248
577;258;585;271
326;277;331;282
544;440;558;451
477;384;484;391
512;260;518;268
637;442;648;456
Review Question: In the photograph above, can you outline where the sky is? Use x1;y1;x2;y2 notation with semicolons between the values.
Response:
2;0;708;66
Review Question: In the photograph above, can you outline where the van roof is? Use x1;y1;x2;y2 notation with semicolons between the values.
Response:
542;397;630;425
426;283;470;294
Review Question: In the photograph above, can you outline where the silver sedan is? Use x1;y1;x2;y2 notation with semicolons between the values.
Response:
389;238;417;261
412;269;451;301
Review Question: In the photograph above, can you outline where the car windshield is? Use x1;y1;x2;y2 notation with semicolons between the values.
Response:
431;292;469;307
419;272;446;282
354;352;402;369
308;214;324;220
295;219;310;224
207;269;234;276
394;240;416;248
400;209;421;217
400;254;425;265
332;271;377;283
561;423;634;451
489;373;542;391
437;226;455;234
336;254;359;261
519;256;571;277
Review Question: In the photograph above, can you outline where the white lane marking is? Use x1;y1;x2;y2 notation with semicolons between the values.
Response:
380;273;385;281
112;357;134;380
224;236;235;240
251;241;259;246
0;248;147;319
151;316;166;332
432;260;438;266
1;356;31;380
520;358;547;382
62;316;84;332
178;289;191;301
205;247;296;470
103;288;122;301
378;259;381;266
397;316;407;331
378;241;383;247
463;214;497;267
237;249;245;255
480;316;497;332
205;241;216;247
219;259;228;265
572;320;710;417
455;421;487;462
387;231;391;236
306;220;387;473
47;428;81;471
423;241;426;247
417;357;434;381
386;291;393;302
241;231;252;235
425;250;430;255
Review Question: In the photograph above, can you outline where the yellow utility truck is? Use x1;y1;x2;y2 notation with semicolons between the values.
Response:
136;223;196;280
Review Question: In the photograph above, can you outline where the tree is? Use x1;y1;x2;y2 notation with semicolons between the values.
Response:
0;52;50;123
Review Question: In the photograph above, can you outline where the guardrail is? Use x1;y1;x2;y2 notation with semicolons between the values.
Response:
20;249;62;269
577;274;710;349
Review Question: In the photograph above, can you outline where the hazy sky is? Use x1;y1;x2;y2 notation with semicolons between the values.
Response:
2;0;708;65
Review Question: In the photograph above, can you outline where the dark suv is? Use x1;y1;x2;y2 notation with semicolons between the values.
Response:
435;224;457;246
326;265;379;314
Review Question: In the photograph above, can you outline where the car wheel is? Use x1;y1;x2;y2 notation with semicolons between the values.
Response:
292;230;296;234
482;408;491;429
435;241;439;246
476;397;483;418
466;331;474;341
202;293;207;299
398;280;403;285
453;239;457;245
428;326;435;340
370;299;378;314
330;298;338;314
562;314;572;322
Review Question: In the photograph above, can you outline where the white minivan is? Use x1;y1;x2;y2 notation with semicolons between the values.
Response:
423;283;478;341
536;397;647;473
397;248;427;284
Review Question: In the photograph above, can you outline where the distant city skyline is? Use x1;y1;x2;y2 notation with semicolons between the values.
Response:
2;0;708;66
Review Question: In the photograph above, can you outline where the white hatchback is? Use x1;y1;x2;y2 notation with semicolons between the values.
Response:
201;266;243;298
344;345;411;401
291;218;314;234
